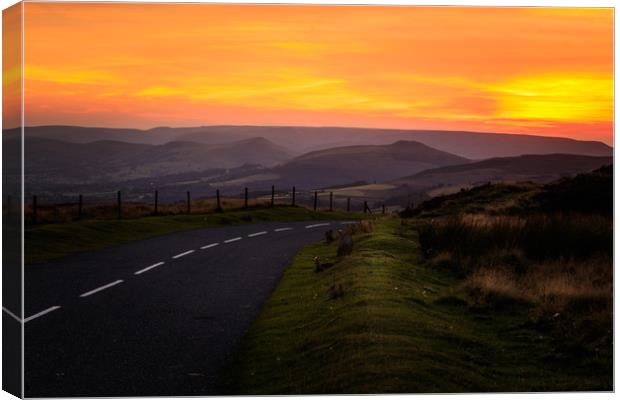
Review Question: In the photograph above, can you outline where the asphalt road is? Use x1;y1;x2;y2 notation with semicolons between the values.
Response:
20;220;347;397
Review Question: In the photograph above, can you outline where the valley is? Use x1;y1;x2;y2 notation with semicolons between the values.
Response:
8;125;613;208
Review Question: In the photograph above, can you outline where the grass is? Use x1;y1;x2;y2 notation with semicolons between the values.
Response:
418;213;612;265
218;218;611;393
25;205;363;264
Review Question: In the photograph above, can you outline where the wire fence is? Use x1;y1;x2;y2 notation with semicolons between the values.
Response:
16;185;386;225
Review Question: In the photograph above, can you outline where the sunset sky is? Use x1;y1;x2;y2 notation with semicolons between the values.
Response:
10;4;615;143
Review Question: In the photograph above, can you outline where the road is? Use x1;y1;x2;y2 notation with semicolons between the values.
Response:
19;220;348;397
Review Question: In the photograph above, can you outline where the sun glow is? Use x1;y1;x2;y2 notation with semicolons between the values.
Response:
491;75;613;123
19;4;613;144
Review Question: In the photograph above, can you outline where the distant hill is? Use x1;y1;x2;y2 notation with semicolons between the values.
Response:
18;126;172;144
391;130;612;160
392;153;613;193
177;126;612;159
22;136;292;185
16;125;612;159
216;140;469;190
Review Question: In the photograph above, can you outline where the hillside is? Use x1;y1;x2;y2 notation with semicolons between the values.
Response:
22;136;292;185
392;154;613;195
405;164;613;218
214;140;469;190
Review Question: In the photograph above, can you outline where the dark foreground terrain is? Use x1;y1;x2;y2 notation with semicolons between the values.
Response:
21;167;612;395
221;166;612;393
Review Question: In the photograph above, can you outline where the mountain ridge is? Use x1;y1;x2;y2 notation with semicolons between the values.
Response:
10;125;612;159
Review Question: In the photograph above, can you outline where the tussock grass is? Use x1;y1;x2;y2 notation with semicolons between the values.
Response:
419;213;611;265
465;257;612;313
419;213;612;310
342;219;374;235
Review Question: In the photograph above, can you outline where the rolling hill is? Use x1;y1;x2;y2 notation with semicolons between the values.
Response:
16;125;612;159
21;136;292;185
213;140;469;190
179;126;613;159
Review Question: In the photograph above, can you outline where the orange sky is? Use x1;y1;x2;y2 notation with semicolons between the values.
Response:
14;4;615;143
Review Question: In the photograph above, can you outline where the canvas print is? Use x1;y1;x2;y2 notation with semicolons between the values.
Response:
1;2;614;397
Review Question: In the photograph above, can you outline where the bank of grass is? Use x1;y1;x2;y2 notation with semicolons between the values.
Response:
26;206;362;264
219;218;611;393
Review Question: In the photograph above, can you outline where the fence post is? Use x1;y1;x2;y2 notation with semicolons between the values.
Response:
292;186;296;207
32;195;37;224
271;185;275;207
7;195;11;215
382;204;386;214
216;189;221;211
244;187;248;209
117;191;122;219
314;191;318;211
329;192;333;212
187;191;191;214
347;197;351;212
363;200;368;214
154;190;158;215
78;194;83;220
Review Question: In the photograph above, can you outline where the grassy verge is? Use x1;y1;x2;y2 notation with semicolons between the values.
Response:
26;206;362;264
219;218;611;393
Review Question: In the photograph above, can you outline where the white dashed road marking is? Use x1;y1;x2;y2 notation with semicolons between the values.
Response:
247;231;268;238
172;250;195;259
305;223;331;229
134;261;165;275
23;306;61;323
80;280;124;298
30;221;338;324
2;307;21;323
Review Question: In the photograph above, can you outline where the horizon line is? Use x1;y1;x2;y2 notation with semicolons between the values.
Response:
3;123;613;145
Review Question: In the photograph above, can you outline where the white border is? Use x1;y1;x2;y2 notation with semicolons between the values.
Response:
0;1;617;400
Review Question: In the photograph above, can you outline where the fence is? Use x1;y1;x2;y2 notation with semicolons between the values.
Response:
20;185;387;225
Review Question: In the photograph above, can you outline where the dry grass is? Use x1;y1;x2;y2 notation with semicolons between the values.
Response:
464;257;612;314
341;219;374;236
421;212;612;315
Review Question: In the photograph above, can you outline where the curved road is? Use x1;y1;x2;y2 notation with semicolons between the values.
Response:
19;220;349;397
